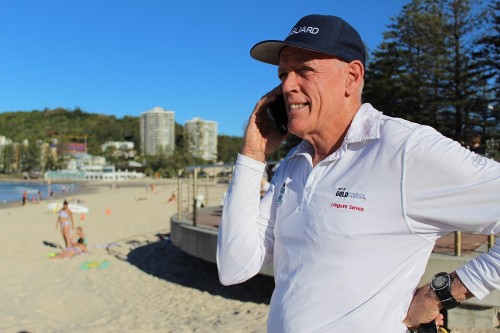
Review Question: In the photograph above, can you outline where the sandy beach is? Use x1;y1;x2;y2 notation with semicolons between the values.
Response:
1;180;497;333
0;180;273;333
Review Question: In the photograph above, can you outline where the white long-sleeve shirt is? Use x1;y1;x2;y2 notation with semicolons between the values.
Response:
217;103;500;333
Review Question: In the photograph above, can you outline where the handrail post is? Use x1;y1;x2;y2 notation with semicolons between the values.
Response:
455;231;462;256
488;234;495;249
205;184;209;207
187;173;192;212
193;168;198;226
177;169;182;220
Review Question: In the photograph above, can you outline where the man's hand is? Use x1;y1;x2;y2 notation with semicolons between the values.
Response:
403;284;442;331
405;272;473;331
241;86;288;162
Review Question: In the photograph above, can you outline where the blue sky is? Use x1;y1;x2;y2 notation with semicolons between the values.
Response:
0;0;409;137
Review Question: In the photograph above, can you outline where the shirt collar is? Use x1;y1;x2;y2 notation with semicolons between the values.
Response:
344;103;381;144
288;103;382;160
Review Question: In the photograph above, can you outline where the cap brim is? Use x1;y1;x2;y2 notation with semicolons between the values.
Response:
250;40;345;66
250;40;287;65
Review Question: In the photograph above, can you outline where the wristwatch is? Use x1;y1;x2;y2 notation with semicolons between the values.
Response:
430;272;460;309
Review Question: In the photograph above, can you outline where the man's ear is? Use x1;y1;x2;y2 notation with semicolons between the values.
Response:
345;60;364;97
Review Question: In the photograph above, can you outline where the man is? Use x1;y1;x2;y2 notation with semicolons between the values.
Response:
217;14;499;332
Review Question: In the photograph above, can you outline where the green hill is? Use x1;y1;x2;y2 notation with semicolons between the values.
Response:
0;108;247;167
0;107;140;155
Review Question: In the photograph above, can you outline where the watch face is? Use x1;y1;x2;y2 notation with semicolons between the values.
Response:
433;274;448;288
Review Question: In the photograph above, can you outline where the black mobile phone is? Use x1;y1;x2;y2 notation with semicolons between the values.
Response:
265;94;288;135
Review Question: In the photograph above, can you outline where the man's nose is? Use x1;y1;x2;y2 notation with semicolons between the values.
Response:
281;72;300;93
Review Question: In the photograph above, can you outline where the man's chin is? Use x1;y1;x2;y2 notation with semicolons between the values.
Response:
287;123;305;138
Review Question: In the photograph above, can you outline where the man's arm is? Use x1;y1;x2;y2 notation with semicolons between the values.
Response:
402;128;500;330
217;87;287;285
216;154;276;285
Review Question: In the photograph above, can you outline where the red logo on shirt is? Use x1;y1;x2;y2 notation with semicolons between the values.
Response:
331;202;365;212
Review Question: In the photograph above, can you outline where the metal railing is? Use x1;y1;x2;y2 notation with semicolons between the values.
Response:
175;164;233;226
175;164;497;257
454;231;496;256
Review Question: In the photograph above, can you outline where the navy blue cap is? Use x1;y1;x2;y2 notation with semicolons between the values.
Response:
250;14;366;67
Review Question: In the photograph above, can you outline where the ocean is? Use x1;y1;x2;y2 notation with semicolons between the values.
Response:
0;181;81;204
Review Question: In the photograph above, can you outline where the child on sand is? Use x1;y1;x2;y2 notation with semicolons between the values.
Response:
71;226;87;246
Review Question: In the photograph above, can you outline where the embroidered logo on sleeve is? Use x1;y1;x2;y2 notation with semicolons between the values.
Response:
471;154;486;168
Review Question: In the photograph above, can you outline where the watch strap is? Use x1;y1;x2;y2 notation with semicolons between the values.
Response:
439;295;460;309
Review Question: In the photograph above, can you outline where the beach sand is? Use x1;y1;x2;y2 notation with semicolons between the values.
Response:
1;180;497;333
0;180;273;333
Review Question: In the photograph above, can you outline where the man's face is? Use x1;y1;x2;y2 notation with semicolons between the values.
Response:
278;47;347;139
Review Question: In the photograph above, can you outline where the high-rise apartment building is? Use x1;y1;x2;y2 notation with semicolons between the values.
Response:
140;107;175;156
184;117;218;162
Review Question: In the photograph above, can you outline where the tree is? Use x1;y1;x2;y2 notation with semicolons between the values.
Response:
103;146;119;166
364;0;495;141
44;152;57;171
442;0;491;140
0;144;15;174
365;0;451;127
470;0;499;140
0;107;141;156
217;135;243;164
18;141;41;173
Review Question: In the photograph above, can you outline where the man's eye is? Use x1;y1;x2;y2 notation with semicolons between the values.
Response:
299;67;313;76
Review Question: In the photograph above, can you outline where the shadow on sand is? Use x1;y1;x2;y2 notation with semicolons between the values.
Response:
42;240;63;249
122;235;274;305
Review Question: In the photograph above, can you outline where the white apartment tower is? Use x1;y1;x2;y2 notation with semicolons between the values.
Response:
140;107;175;156
184;117;218;161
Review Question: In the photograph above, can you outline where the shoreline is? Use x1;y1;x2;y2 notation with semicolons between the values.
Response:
0;178;177;208
0;180;88;209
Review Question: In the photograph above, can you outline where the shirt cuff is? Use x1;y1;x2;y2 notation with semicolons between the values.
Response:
236;153;266;172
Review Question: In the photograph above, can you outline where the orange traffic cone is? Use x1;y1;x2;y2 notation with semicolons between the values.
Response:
105;208;111;215
80;213;85;221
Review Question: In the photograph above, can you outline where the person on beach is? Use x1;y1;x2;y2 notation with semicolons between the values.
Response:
55;200;74;248
216;14;500;333
22;191;28;206
71;226;87;246
167;193;177;203
50;238;87;259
